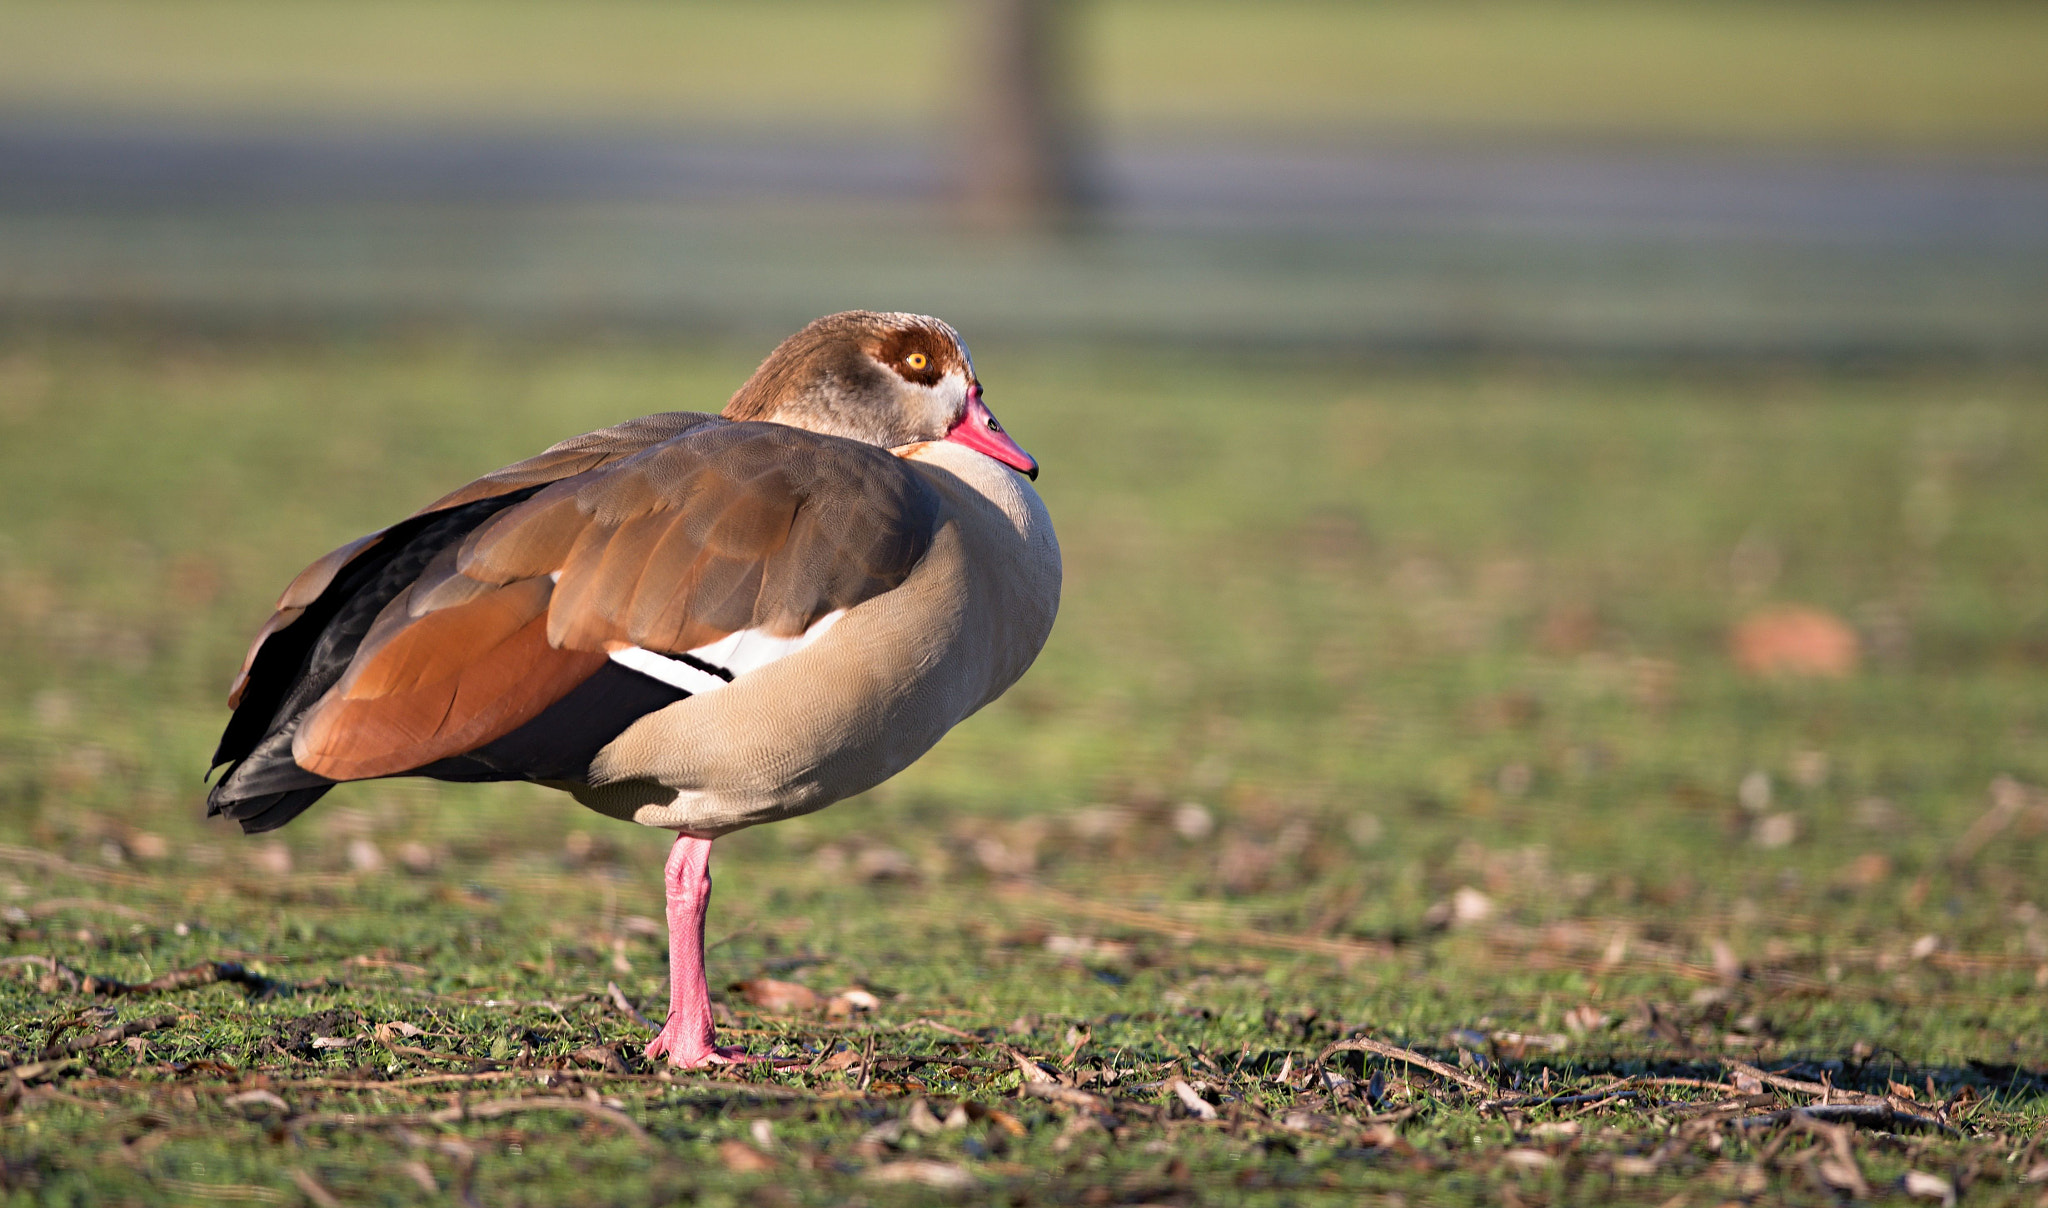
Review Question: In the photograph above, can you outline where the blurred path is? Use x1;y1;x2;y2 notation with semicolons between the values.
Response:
3;120;2044;354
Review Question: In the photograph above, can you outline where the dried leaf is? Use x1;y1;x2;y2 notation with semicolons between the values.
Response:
1816;1156;1869;1197
1730;607;1859;678
826;987;880;1018
223;1089;291;1115
731;978;821;1013
1901;1171;1955;1207
1168;1078;1217;1121
1279;1110;1337;1133
572;1045;629;1073
1020;1082;1103;1111
717;1139;773;1174
817;1048;862;1073
863;1160;974;1189
1562;1005;1610;1036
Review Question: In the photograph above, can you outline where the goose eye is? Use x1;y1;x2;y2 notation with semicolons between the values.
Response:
904;352;929;371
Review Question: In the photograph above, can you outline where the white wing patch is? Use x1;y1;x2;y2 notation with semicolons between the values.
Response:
607;610;845;696
608;646;729;695
685;610;845;677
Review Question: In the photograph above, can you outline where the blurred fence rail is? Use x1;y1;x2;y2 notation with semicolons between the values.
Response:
2;120;2043;358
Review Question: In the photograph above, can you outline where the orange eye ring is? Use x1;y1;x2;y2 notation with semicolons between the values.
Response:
904;352;929;370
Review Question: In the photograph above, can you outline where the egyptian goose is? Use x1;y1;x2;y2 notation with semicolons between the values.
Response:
206;312;1061;1067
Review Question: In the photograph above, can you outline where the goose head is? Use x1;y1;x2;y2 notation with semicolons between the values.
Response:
722;310;1038;479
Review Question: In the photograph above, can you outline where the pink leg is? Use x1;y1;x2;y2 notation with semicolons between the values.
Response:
643;834;753;1068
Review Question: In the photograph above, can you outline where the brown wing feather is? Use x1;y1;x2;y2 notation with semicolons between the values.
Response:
458;422;938;658
294;577;607;780
225;411;722;707
417;411;725;513
226;531;383;708
265;418;937;786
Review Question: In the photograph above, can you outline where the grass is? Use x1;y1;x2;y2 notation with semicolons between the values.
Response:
0;332;2045;1204
2;0;2046;144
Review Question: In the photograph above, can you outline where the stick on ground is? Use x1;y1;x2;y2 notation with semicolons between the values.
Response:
2;955;288;999
1316;1036;1491;1098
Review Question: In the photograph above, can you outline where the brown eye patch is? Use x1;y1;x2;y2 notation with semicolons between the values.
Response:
872;325;955;385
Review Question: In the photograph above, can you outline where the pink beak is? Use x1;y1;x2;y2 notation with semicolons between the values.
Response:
944;385;1038;479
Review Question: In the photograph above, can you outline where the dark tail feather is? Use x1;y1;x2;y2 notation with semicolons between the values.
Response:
209;784;334;834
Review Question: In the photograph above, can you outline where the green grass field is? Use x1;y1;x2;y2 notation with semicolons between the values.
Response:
4;0;2046;144
0;333;2044;1203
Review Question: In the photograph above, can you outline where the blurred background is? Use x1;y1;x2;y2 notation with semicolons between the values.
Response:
3;0;2045;350
1;1;2045;962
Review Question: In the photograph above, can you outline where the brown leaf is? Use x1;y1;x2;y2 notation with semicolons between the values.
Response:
981;1106;1028;1137
817;1048;862;1073
1167;1078;1217;1121
1842;852;1892;886
1816;1156;1869;1198
731;978;821;1013
1731;607;1859;678
1020;1082;1104;1111
1901;1170;1956;1207
863;1160;974;1189
1278;1110;1337;1132
572;1045;629;1073
826;987;880;1018
717;1139;773;1174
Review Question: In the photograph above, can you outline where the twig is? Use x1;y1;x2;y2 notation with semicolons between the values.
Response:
27;898;151;922
1950;776;2036;867
435;1095;650;1142
269;1069;673;1092
1316;1037;1490;1097
1485;1087;1645;1112
606;982;658;1034
1736;1104;1960;1136
906;1019;1059;1084
35;1013;182;1063
671;1078;873;1102
1723;1059;1884;1106
0;844;150;888
295;1095;651;1145
1;955;288;999
0;1013;182;1080
1009;884;1396;963
1637;1076;1740;1091
290;1169;343;1208
381;1042;480;1067
1020;1081;1106;1111
910;1019;980;1042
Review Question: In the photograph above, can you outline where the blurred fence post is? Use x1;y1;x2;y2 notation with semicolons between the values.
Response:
956;0;1086;229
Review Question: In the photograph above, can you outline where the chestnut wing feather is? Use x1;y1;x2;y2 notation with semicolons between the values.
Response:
219;411;726;727
275;421;940;783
